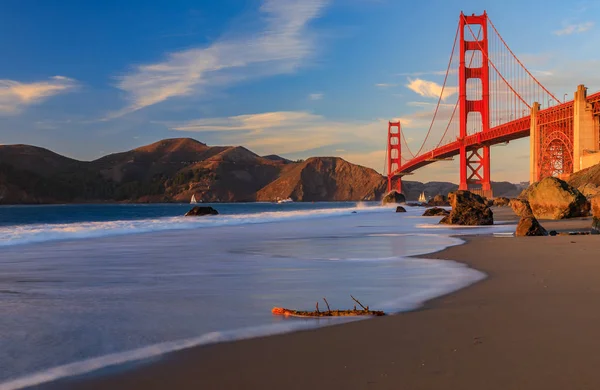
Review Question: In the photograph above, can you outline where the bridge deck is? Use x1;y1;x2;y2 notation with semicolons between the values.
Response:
395;97;587;175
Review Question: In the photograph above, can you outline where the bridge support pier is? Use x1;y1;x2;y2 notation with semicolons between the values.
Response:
573;84;600;172
529;102;541;183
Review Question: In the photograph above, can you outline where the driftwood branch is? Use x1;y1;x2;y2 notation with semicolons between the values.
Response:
351;295;368;311
272;296;385;318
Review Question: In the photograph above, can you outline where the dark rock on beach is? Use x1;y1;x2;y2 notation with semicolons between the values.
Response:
422;207;450;217
510;198;534;217
515;216;547;236
493;197;510;207
524;177;589;219
184;206;219;216
427;194;449;206
439;190;493;226
592;195;600;234
382;190;406;205
395;206;407;213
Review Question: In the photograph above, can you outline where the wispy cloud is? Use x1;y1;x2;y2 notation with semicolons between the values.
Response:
406;78;457;100
554;21;594;35
0;76;77;114
169;110;385;156
309;93;323;100
111;0;328;118
375;83;397;88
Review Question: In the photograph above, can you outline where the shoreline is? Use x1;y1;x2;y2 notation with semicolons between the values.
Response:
32;209;600;390
2;205;483;390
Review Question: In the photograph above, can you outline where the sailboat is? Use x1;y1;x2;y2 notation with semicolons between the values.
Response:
418;192;427;203
190;194;198;204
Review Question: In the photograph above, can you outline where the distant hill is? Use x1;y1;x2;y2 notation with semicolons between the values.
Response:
0;139;380;203
262;154;292;164
0;138;529;204
256;157;386;202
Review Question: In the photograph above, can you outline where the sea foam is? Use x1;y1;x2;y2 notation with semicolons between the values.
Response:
0;206;391;247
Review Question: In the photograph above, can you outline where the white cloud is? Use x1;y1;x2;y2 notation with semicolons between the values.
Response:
0;76;77;114
375;83;397;88
112;0;328;118
169;110;386;156
554;21;594;35
406;78;457;100
309;93;323;100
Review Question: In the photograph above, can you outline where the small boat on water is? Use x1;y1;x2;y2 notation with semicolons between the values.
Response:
277;198;293;204
190;194;198;204
418;191;427;203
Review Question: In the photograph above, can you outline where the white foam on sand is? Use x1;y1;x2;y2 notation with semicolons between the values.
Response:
0;207;510;389
0;206;392;247
0;322;328;390
0;257;484;390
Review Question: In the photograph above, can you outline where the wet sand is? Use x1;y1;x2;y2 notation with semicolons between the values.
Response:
41;209;600;390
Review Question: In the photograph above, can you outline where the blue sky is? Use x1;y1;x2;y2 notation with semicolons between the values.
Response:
0;0;599;183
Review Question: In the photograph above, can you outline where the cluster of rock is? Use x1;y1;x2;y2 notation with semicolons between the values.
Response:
426;194;450;206
438;191;494;225
511;177;594;236
385;176;600;236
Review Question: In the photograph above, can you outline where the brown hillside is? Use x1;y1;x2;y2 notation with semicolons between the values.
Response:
168;146;285;202
256;157;386;202
0;144;81;177
91;138;214;183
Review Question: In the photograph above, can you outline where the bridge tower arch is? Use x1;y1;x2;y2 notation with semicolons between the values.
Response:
458;11;492;198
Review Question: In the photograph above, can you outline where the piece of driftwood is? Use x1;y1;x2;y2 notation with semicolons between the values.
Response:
272;296;386;317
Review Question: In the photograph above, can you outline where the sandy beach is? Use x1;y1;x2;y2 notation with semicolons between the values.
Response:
32;208;600;390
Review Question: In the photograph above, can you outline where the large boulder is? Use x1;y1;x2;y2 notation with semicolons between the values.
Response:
515;216;547;236
526;177;590;219
395;206;407;213
592;195;600;235
493;197;510;207
382;190;406;205
510;198;534;217
184;206;219;216
591;194;600;217
423;207;450;217
439;190;494;225
427;194;449;206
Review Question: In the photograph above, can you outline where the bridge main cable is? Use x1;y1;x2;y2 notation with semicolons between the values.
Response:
410;23;460;158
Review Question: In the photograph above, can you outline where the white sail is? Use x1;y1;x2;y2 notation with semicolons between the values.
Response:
190;194;197;204
418;192;426;203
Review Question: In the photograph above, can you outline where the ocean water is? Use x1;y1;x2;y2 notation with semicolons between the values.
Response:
0;203;515;389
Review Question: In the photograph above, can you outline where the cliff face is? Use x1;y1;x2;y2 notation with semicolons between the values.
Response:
256;157;387;202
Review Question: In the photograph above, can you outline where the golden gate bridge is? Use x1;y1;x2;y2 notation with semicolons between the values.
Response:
386;11;600;198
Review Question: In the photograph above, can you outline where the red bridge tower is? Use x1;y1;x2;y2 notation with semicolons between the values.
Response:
459;11;492;198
